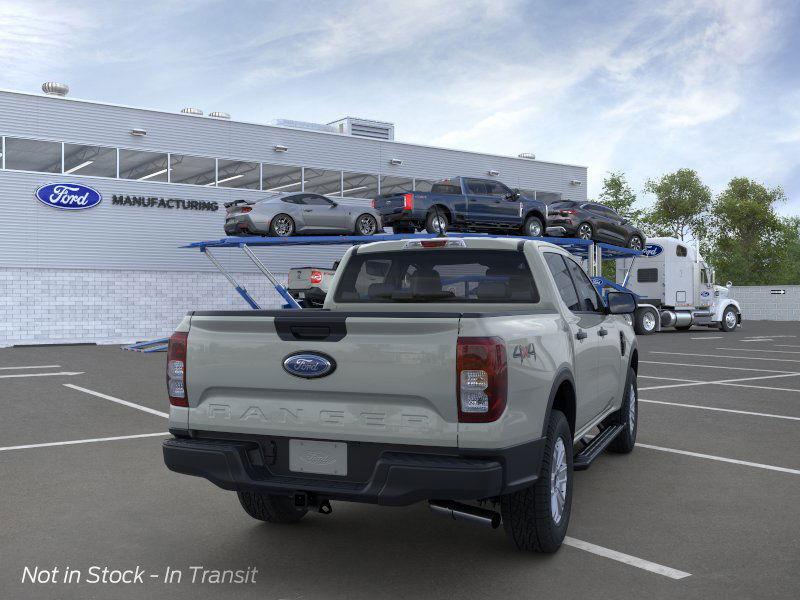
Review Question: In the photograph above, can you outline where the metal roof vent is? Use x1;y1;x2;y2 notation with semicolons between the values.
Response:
180;107;204;116
328;117;395;141
209;111;230;119
42;82;69;96
518;152;536;160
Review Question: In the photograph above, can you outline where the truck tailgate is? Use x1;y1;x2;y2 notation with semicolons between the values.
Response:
186;312;460;446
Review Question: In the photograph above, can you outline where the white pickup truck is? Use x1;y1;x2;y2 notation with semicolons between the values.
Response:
163;236;639;553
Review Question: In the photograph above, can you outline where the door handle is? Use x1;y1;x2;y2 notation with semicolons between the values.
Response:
598;328;608;337
576;330;588;340
303;209;313;212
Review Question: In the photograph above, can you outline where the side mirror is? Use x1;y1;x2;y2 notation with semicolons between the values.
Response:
606;291;636;315
726;281;732;288
329;201;338;208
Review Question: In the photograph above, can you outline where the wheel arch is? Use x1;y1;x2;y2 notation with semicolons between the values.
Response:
524;209;546;225
542;367;576;438
427;204;453;222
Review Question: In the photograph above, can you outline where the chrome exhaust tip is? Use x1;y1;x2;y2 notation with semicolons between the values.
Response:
428;500;501;529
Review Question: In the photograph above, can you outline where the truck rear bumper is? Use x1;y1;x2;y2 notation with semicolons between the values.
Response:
163;434;545;506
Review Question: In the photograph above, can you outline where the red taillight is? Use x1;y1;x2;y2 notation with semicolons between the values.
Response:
240;207;252;213
420;240;447;247
309;270;323;285
456;337;507;423
166;331;188;407
402;193;414;211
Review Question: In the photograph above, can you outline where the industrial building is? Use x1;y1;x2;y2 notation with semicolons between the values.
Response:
0;84;588;346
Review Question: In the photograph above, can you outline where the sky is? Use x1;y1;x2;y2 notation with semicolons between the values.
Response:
1;0;799;214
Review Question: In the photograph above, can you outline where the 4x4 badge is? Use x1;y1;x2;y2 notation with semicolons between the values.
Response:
513;343;536;364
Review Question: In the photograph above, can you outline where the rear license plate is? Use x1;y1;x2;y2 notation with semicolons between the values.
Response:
289;439;347;476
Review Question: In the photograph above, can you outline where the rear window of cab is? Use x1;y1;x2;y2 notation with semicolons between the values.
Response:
334;249;540;304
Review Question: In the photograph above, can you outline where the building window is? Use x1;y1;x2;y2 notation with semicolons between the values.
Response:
4;137;61;173
217;159;260;189
170;154;216;186
119;149;169;182
262;163;302;193
304;168;342;196
63;144;117;177
341;172;378;199
414;178;436;192
379;175;413;195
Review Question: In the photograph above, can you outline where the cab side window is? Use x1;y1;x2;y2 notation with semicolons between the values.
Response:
465;179;489;195
564;258;602;312
544;253;580;312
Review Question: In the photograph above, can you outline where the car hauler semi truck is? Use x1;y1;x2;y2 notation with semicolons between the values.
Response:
616;237;741;335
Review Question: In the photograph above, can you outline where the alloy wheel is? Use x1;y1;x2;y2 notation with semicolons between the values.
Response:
273;216;293;236
550;437;568;525
358;215;377;235
577;224;592;239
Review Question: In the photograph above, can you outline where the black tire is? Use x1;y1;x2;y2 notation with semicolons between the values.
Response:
719;306;738;332
634;307;657;335
523;215;544;237
500;410;572;553
237;491;307;524
354;213;378;236
425;210;449;234
627;235;644;251
269;214;295;237
576;222;593;240
608;368;638;454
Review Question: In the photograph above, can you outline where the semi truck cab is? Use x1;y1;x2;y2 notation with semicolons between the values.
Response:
616;236;742;334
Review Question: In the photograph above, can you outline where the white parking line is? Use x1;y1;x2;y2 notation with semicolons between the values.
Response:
636;443;800;475
0;365;61;370
650;351;800;363
0;371;84;379
639;399;800;421
639;372;800;391
0;432;169;453
564;537;691;580
641;360;798;374
715;348;800;354
64;384;168;419
690;336;723;340
638;375;703;383
717;382;800;394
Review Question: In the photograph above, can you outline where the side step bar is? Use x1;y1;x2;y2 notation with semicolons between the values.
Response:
573;424;624;471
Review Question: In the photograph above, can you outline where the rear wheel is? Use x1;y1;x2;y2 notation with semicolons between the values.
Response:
355;213;378;236
500;410;572;553
523;215;544;237
269;214;295;237
576;222;593;240
425;210;449;234
237;491;307;524
720;306;738;332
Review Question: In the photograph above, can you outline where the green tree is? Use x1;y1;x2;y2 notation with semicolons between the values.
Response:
642;169;711;241
598;171;643;226
705;177;791;285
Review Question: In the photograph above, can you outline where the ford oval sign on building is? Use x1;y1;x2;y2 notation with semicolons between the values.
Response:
283;352;336;379
641;243;664;257
35;183;102;210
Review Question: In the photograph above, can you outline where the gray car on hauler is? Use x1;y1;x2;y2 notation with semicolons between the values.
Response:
224;192;383;237
163;236;639;553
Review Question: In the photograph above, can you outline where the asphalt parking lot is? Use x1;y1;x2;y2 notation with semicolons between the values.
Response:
2;320;799;600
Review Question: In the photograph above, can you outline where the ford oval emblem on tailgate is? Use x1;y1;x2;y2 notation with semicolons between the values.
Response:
283;352;336;379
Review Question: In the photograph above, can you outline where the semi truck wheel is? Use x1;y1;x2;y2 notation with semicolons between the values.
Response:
500;410;572;553
634;307;657;335
237;491;307;524
720;306;738;332
607;368;638;454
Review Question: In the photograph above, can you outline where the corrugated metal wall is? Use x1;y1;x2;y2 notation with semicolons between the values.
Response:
0;89;587;273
